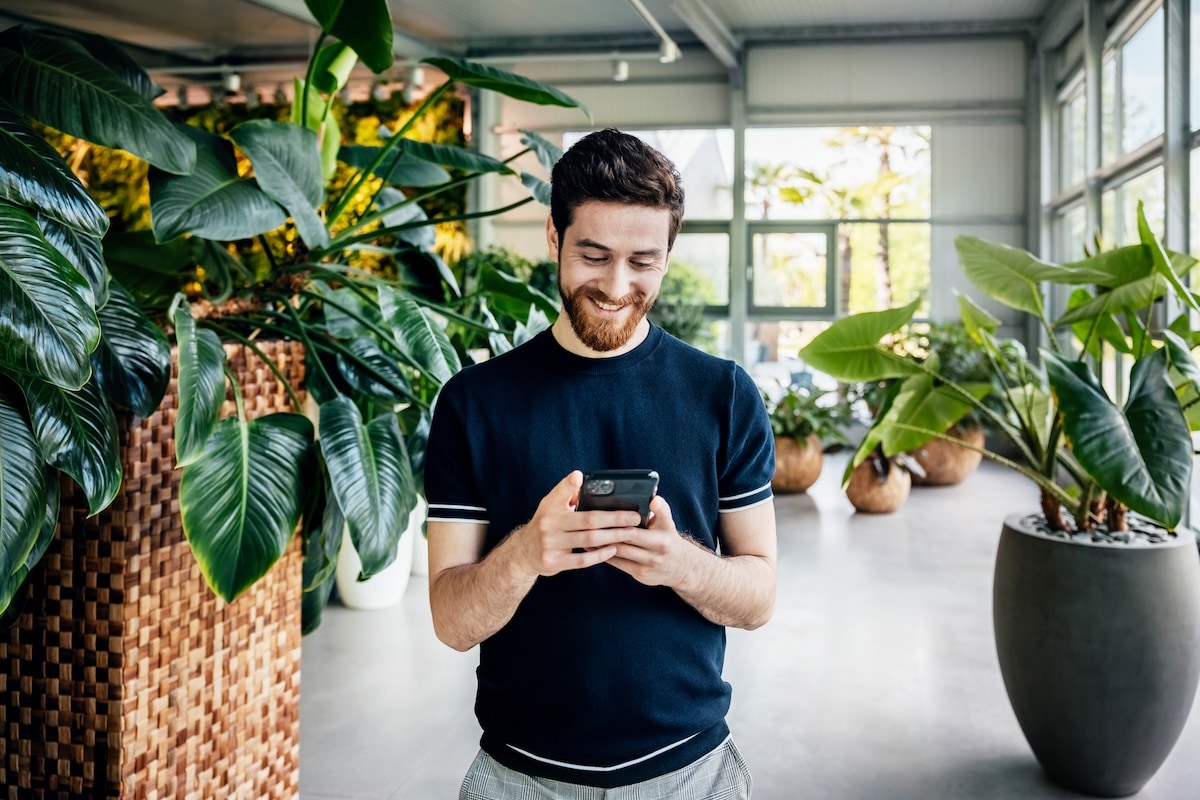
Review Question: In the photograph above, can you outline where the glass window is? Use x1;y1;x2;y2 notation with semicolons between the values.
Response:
1100;166;1165;245
744;126;931;220
1121;9;1164;154
563;129;734;220
743;321;833;371
1102;56;1118;165
1192;148;1200;250
1192;4;1200;130
670;231;729;305
1060;89;1087;190
840;222;931;315
750;230;831;310
1054;204;1089;262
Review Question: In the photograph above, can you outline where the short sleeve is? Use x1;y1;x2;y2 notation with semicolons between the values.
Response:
717;366;775;513
423;374;489;525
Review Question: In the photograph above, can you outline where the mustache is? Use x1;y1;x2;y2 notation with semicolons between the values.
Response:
577;286;646;307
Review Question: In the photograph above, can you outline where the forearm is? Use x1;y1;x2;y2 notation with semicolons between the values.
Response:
429;534;535;652
673;543;776;630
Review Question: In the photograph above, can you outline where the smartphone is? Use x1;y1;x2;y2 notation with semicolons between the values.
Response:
577;469;660;528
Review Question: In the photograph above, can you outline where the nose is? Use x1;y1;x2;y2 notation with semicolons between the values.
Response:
597;262;636;301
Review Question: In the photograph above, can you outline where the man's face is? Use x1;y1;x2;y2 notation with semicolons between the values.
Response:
547;200;671;354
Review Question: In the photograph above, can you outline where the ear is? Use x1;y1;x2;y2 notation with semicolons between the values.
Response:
546;215;560;261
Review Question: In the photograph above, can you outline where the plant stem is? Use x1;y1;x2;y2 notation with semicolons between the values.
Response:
329;198;534;251
202;321;305;412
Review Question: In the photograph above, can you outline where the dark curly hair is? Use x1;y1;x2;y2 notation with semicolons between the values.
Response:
550;129;685;249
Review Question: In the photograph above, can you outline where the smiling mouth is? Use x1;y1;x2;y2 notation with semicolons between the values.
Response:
591;298;625;312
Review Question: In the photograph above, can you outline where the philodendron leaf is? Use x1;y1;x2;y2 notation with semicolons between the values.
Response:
870;372;991;457
228;120;328;249
955;291;1000;341
377;187;435;249
335;337;414;403
1066;287;1131;358
0;97;109;237
47;28;163;101
956;236;1081;323
521;172;551;206
35;215;108;309
319;397;415;578
401;140;514;175
0;382;49;586
180;412;313;603
519;129;563;173
1137;201;1200;313
423;57;586;114
0;26;194;174
172;299;227;467
92;281;172;418
304;0;393;74
149;125;287;243
378;285;460;383
338;145;450;187
1043;348;1192;528
0;201;100;390
1162;329;1200;400
0;466;60;617
23;376;120;516
310;40;359;94
798;298;924;383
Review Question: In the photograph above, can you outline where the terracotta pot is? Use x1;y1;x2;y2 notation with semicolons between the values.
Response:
771;434;823;493
910;424;985;486
845;457;911;513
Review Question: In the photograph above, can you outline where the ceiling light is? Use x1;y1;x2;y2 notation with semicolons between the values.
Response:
627;0;682;65
222;70;241;94
612;59;629;82
372;81;390;102
274;83;287;105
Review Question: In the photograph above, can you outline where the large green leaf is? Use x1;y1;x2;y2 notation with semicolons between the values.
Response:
1138;201;1200;313
335;337;413;402
401;140;514;175
378;285;460;383
338;145;451;187
0;466;59;618
377;187;435;249
0;202;99;389
23;376;120;516
309;40;358;94
47;28;163;101
36;215;108;308
955;291;1000;340
1056;270;1171;326
0;97;108;236
1043;349;1192;528
319;397;414;578
424;57;585;113
521;172;551;206
956;236;1102;321
0;383;49;585
0;26;194;175
92;281;171;418
103;230;195;310
180;412;313;602
476;264;559;321
304;0;393;74
229;120;328;249
1066;287;1131;358
172;300;227;467
871;373;992;457
520;129;563;173
1162;329;1200;402
798;298;924;382
149;125;287;243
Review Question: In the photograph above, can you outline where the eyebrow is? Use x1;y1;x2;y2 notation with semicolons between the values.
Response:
574;238;664;257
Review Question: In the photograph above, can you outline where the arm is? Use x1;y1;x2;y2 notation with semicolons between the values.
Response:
427;470;644;651
607;497;777;630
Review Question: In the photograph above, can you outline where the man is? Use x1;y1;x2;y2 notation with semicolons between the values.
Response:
424;128;777;799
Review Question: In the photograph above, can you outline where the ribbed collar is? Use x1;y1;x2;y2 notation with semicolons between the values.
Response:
534;323;665;375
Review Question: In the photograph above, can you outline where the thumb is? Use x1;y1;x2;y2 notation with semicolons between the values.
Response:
647;493;673;529
553;470;585;509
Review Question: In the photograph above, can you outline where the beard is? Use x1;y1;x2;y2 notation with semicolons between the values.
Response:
559;281;657;352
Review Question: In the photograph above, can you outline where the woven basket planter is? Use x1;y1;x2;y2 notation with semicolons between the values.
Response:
0;340;305;799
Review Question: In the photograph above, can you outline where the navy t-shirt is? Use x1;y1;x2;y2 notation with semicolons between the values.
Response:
423;323;774;787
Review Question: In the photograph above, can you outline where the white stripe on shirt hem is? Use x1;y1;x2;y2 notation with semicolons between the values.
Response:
505;732;704;772
717;495;774;513
426;516;491;525
719;482;773;502
428;503;487;512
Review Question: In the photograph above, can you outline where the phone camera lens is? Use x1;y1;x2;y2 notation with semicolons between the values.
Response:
585;479;615;496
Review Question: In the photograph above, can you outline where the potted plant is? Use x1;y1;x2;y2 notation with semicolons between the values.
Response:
799;204;1200;797
0;0;586;795
763;382;850;493
903;321;1024;485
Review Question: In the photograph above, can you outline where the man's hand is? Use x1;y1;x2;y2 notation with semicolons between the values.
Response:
507;470;644;578
604;494;702;588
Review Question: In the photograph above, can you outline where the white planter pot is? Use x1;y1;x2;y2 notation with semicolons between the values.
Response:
335;498;425;610
411;527;429;577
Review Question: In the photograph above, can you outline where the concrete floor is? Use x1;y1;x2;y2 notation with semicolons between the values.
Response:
298;455;1200;799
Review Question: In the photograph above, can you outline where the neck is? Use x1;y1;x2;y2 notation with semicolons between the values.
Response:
550;317;651;358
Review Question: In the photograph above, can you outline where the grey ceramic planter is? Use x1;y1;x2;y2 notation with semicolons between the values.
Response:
993;512;1200;798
